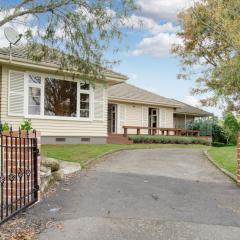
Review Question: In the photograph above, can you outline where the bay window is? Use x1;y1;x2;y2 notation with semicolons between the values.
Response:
27;74;92;120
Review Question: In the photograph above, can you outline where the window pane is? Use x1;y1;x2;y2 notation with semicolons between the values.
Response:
80;82;90;90
29;75;41;84
28;87;41;115
80;93;89;102
80;110;89;118
29;96;40;105
80;93;90;118
80;102;89;110
29;87;41;97
29;106;40;115
44;78;77;117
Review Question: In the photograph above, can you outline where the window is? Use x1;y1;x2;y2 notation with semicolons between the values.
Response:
44;78;77;117
28;87;41;115
80;82;90;90
28;75;42;115
80;93;90;118
27;74;92;120
29;75;41;84
79;82;91;118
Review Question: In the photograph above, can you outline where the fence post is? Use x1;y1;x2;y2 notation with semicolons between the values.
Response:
237;134;240;186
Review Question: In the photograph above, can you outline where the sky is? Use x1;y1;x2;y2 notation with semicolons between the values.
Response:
112;0;221;117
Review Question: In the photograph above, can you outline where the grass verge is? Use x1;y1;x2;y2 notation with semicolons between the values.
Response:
42;144;207;168
207;146;237;175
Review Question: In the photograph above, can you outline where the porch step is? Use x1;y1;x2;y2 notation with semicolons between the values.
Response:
107;134;133;144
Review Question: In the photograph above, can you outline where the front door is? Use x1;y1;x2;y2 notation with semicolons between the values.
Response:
149;108;158;135
108;104;117;134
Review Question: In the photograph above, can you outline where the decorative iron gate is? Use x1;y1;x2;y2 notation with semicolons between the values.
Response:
0;130;39;225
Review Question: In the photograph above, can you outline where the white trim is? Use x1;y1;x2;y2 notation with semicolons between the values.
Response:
8;70;25;117
108;97;181;108
0;55;128;82
24;71;94;121
23;114;93;122
117;103;126;134
77;81;80;118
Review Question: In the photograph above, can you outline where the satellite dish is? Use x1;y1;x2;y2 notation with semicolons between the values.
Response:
4;27;22;45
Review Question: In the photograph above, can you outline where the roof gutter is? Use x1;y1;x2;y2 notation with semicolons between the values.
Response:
108;97;182;108
174;112;213;117
0;54;128;83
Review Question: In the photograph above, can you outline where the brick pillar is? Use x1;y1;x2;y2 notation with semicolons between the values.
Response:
237;134;240;186
1;131;41;209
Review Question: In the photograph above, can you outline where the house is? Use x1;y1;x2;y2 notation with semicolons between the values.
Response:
107;83;212;135
0;46;127;144
0;46;212;144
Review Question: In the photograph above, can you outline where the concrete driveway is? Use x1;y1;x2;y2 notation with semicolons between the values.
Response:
29;148;240;240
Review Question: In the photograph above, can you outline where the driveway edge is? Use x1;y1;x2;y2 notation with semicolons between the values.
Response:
203;150;237;183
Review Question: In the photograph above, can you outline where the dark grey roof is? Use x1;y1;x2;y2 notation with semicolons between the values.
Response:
172;99;213;116
108;83;213;116
0;45;127;79
108;83;181;108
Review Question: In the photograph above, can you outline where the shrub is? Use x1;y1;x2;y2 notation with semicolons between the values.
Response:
223;112;239;145
129;135;210;145
1;122;10;131
212;123;227;144
20;119;33;131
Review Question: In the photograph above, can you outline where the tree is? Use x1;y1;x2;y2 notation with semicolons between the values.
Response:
223;112;239;144
0;0;137;81
172;0;240;111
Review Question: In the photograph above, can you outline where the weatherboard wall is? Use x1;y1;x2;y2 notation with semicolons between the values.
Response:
113;102;174;134
0;66;108;141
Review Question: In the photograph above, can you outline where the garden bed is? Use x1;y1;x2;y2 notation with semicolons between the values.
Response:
129;135;210;145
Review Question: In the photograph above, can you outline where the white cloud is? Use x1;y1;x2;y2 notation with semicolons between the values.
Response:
131;73;138;80
132;32;182;57
137;0;193;21
124;15;180;34
182;95;202;107
126;2;186;58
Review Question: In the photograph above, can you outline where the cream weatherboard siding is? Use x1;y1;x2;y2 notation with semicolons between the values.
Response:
115;102;174;134
0;66;108;137
158;108;174;128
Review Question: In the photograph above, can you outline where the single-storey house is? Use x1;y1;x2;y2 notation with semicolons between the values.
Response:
107;83;212;135
0;46;212;144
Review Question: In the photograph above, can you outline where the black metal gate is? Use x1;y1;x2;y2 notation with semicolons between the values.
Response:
0;130;39;225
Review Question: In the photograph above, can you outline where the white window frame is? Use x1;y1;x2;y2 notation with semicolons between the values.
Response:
25;72;94;122
79;83;93;119
27;74;43;116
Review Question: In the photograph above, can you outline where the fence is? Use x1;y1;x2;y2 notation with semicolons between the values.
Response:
0;130;40;225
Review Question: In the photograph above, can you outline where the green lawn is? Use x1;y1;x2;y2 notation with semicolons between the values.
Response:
208;146;237;175
42;144;207;168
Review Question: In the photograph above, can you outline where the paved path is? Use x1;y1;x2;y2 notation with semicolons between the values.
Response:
29;148;240;240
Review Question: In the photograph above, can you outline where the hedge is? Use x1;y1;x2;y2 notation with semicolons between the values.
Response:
129;135;210;145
